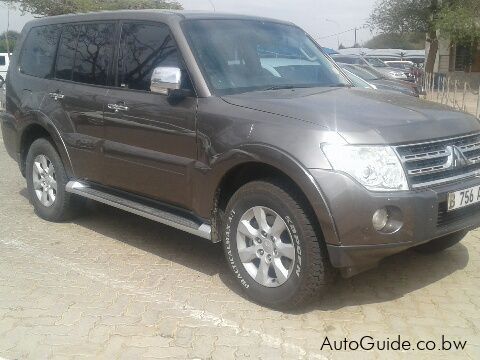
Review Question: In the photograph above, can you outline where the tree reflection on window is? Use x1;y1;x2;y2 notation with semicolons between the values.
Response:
118;23;178;91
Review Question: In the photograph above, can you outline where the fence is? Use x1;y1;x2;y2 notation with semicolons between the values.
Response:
423;72;480;119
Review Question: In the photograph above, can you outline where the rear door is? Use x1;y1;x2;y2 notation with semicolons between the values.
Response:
41;22;116;182
102;22;198;209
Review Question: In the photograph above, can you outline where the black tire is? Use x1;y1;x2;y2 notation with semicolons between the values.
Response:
221;180;334;309
414;230;467;254
26;138;83;222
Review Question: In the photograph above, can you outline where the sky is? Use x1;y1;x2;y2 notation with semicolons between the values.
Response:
0;0;378;49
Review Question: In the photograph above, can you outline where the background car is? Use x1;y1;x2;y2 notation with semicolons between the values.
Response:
338;63;420;97
384;60;418;82
0;53;9;89
331;54;408;81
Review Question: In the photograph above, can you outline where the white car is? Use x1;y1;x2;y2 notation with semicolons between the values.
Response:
0;53;10;88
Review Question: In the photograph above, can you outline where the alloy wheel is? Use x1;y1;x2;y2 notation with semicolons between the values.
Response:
32;154;57;207
236;206;296;287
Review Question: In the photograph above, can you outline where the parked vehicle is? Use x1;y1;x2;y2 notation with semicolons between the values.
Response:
2;11;480;308
384;60;417;81
0;53;9;88
364;56;410;81
338;63;420;97
331;54;408;81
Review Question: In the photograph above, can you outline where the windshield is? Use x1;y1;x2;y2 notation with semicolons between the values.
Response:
340;64;383;81
365;57;388;68
182;19;349;95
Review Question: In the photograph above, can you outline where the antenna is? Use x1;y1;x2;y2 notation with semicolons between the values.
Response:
207;0;216;12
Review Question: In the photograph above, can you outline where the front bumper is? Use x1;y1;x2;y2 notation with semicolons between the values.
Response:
309;169;480;276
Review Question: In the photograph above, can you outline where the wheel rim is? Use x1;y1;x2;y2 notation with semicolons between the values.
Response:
236;206;296;288
32;154;57;207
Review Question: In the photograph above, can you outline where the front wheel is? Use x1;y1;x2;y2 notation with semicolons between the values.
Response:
222;180;334;309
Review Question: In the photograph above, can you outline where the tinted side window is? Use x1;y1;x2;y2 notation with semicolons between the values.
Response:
118;23;179;91
55;25;79;81
0;56;5;66
72;23;115;85
20;25;61;79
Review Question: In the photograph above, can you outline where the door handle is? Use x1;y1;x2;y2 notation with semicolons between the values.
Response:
107;103;129;112
49;92;64;101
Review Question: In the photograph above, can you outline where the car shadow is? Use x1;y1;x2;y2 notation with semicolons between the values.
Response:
19;188;470;313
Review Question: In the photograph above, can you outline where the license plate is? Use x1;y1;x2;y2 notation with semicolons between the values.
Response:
447;185;480;211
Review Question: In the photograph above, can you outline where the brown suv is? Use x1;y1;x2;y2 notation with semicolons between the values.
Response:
2;11;480;309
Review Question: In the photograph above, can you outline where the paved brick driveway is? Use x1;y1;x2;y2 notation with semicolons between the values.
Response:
0;126;479;359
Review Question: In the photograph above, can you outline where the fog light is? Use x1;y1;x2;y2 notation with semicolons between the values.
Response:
372;208;389;231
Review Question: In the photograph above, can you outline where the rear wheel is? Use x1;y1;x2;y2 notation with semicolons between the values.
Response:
221;180;334;309
26;138;83;222
414;230;468;254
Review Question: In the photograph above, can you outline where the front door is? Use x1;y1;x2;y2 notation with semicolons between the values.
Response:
102;22;198;209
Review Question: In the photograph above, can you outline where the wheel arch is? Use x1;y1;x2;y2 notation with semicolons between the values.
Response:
204;144;340;246
18;112;74;178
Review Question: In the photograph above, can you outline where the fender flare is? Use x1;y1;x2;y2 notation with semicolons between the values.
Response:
17;110;75;178
195;143;340;246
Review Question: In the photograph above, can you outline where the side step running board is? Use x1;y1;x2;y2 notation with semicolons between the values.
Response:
66;181;212;240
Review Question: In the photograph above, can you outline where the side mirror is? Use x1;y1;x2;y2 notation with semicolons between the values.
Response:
150;67;182;95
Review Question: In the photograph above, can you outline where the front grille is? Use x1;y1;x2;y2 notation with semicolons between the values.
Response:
395;133;480;188
437;201;480;227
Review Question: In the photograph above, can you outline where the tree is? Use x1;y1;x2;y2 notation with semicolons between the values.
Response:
0;30;20;52
1;0;182;17
368;0;439;73
364;32;425;50
369;0;480;73
436;0;480;46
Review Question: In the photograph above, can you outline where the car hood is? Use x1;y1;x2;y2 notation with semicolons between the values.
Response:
221;87;480;145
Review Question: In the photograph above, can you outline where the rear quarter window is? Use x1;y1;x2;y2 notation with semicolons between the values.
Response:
20;25;61;79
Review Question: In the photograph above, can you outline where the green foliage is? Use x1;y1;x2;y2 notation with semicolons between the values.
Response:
1;0;182;17
370;0;479;44
364;32;426;49
0;30;20;52
368;0;435;34
436;0;480;46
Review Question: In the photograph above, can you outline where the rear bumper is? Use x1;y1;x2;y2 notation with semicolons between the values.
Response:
309;169;480;276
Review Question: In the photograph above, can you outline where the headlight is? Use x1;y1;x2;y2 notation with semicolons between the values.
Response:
322;145;409;191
